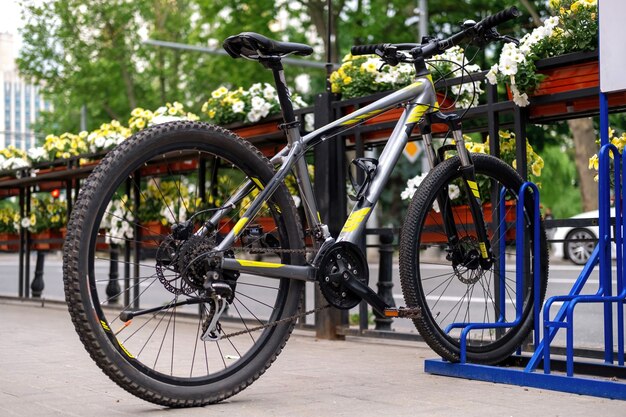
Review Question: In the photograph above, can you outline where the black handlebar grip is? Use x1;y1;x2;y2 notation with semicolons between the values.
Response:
478;6;521;30
351;44;386;56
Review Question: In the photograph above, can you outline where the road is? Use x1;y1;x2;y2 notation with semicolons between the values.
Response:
0;251;620;351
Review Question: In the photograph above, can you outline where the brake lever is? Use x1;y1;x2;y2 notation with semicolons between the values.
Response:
499;35;519;46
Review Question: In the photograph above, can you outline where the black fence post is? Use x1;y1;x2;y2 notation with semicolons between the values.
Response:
30;251;45;298
313;91;347;340
106;245;121;303
374;230;395;330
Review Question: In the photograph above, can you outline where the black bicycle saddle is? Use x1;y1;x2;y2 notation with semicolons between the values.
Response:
223;32;313;59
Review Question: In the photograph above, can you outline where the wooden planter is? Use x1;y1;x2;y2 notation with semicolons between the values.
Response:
527;51;626;119
229;117;285;158
0;232;20;251
141;220;170;248
141;159;199;177
31;229;64;251
420;201;517;244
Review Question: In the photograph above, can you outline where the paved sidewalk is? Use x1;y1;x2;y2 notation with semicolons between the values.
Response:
0;299;624;417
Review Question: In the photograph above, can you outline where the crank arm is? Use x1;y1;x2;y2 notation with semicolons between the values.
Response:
341;274;421;319
119;298;207;322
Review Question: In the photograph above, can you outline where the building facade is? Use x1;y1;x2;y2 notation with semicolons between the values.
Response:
0;32;49;151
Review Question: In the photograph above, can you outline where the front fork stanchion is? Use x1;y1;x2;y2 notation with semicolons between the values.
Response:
452;130;494;269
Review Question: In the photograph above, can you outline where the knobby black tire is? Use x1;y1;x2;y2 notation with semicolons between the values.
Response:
400;154;548;364
63;121;304;406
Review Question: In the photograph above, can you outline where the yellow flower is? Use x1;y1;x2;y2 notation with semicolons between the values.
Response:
331;83;341;93
211;86;228;99
588;154;599;170
131;108;144;117
168;107;177;115
512;159;517;169
361;62;377;73
531;161;542;177
343;76;352;85
136;119;146;129
208;110;216;119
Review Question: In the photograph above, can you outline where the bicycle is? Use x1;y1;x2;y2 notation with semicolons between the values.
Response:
63;6;548;407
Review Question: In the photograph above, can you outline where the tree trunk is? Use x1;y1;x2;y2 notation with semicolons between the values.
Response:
304;0;343;64
568;117;598;211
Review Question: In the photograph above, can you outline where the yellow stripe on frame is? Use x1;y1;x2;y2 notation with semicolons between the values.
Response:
467;180;480;197
479;242;489;259
233;217;249;236
407;104;431;124
236;259;284;268
341;207;372;233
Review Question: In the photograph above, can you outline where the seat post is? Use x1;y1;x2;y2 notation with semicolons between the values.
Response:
262;58;297;126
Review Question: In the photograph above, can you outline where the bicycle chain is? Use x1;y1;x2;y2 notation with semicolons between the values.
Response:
221;304;331;339
221;245;326;339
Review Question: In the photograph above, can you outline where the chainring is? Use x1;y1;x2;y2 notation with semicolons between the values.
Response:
317;242;368;309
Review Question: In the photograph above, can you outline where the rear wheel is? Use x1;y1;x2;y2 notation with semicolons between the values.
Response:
400;154;548;364
63;121;304;406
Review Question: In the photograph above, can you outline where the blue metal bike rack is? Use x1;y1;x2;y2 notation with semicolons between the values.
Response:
425;93;626;400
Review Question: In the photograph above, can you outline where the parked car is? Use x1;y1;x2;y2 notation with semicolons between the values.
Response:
551;209;615;265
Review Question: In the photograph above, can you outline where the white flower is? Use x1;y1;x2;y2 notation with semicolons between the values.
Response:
304;113;315;132
27;147;47;162
401;172;429;201
20;217;31;229
150;115;182;125
247;109;262;123
232;101;245;114
499;60;518;76
510;82;530;107
448;184;460;200
249;83;263;95
262;84;276;101
250;96;266;111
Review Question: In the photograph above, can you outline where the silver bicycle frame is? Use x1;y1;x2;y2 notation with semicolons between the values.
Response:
215;75;441;281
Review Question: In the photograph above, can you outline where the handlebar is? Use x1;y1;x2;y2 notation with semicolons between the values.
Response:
350;6;520;60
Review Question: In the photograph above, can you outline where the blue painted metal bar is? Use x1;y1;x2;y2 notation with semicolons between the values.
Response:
425;359;626;400
535;245;599;374
499;187;507;322
598;138;614;363
456;183;540;363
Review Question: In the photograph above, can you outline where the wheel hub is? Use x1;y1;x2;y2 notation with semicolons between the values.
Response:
454;236;487;285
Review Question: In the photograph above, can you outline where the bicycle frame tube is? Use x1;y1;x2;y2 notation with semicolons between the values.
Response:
216;75;439;279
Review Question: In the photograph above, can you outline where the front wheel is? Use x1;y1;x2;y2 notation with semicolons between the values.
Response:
63;121;304;406
399;154;548;364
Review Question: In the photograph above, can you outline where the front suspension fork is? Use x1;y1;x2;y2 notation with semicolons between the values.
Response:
421;115;494;269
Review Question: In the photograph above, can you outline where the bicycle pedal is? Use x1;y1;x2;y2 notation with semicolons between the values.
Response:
383;306;422;319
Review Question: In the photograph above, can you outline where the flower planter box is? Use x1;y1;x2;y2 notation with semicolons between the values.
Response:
228;117;285;158
527;51;626;119
141;220;170;248
0;232;20;252
31;229;64;251
141;159;199;177
420;201;517;244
